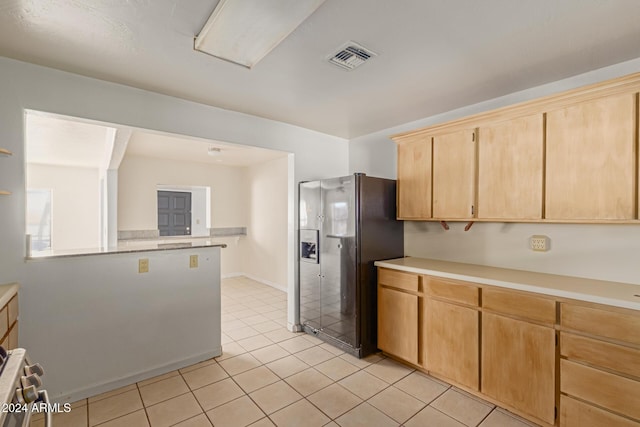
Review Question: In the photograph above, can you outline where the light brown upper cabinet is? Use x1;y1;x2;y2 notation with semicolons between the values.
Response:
546;94;636;220
396;134;432;219
477;115;544;219
393;72;640;224
432;129;476;219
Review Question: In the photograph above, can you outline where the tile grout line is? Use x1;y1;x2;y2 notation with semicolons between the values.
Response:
88;389;148;427
134;382;151;427
221;296;339;424
215;339;272;424
429;403;479;427
174;368;208;427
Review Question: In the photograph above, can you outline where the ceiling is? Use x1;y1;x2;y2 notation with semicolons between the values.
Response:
125;131;288;167
3;1;640;139
26;112;115;168
25;112;287;168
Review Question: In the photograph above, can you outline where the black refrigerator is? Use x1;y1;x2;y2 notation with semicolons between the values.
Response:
298;173;404;357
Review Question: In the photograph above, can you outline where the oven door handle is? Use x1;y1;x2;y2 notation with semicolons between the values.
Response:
37;390;53;427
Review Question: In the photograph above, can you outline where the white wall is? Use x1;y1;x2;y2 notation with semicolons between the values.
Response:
244;156;289;290
349;56;640;285
27;164;100;251
215;236;246;277
0;57;348;399
119;154;253;277
118;154;249;231
119;153;291;284
190;186;209;236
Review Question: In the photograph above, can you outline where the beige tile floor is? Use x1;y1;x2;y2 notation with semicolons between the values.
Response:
31;276;539;427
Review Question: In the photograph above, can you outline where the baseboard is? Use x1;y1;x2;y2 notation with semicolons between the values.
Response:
51;347;222;404
222;272;287;292
288;322;303;332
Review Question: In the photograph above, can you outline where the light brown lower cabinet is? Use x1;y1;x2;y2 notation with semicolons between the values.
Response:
423;298;479;390
422;276;480;390
481;312;556;425
560;395;639;427
377;267;640;427
559;302;640;426
377;285;419;365
561;360;640;421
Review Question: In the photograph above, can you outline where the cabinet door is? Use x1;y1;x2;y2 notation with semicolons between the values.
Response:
424;298;479;390
433;129;476;218
378;286;419;365
482;312;556;424
478;115;543;219
546;94;636;220
397;135;432;219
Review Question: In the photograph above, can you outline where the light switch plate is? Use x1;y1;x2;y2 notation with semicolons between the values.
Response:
139;258;149;273
190;255;198;268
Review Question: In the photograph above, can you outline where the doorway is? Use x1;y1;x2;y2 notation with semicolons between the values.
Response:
157;190;192;236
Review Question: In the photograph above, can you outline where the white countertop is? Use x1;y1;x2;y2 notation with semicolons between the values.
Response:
28;237;227;260
375;257;640;311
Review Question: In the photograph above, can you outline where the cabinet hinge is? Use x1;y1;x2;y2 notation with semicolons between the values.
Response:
471;205;474;215
472;133;475;142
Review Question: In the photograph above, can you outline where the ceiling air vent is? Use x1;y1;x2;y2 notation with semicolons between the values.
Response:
328;42;377;71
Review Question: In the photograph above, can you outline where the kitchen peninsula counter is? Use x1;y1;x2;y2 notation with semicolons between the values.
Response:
28;237;226;259
375;257;640;310
0;283;19;309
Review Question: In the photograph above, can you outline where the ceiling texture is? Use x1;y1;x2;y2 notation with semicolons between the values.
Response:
2;0;640;139
25;112;287;168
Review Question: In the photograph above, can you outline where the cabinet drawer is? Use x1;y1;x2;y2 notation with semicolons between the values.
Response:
560;395;639;427
561;332;640;379
0;306;7;341
425;276;479;306
561;303;640;345
482;288;556;324
7;295;17;326
561;359;640;421
378;268;419;293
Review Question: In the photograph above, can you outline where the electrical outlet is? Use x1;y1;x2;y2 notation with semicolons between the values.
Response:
138;258;149;273
190;255;198;268
530;235;549;252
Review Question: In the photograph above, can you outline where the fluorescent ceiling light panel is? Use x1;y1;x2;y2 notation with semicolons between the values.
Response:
195;0;326;68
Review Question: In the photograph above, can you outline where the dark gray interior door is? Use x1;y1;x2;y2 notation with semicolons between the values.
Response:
158;191;192;236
